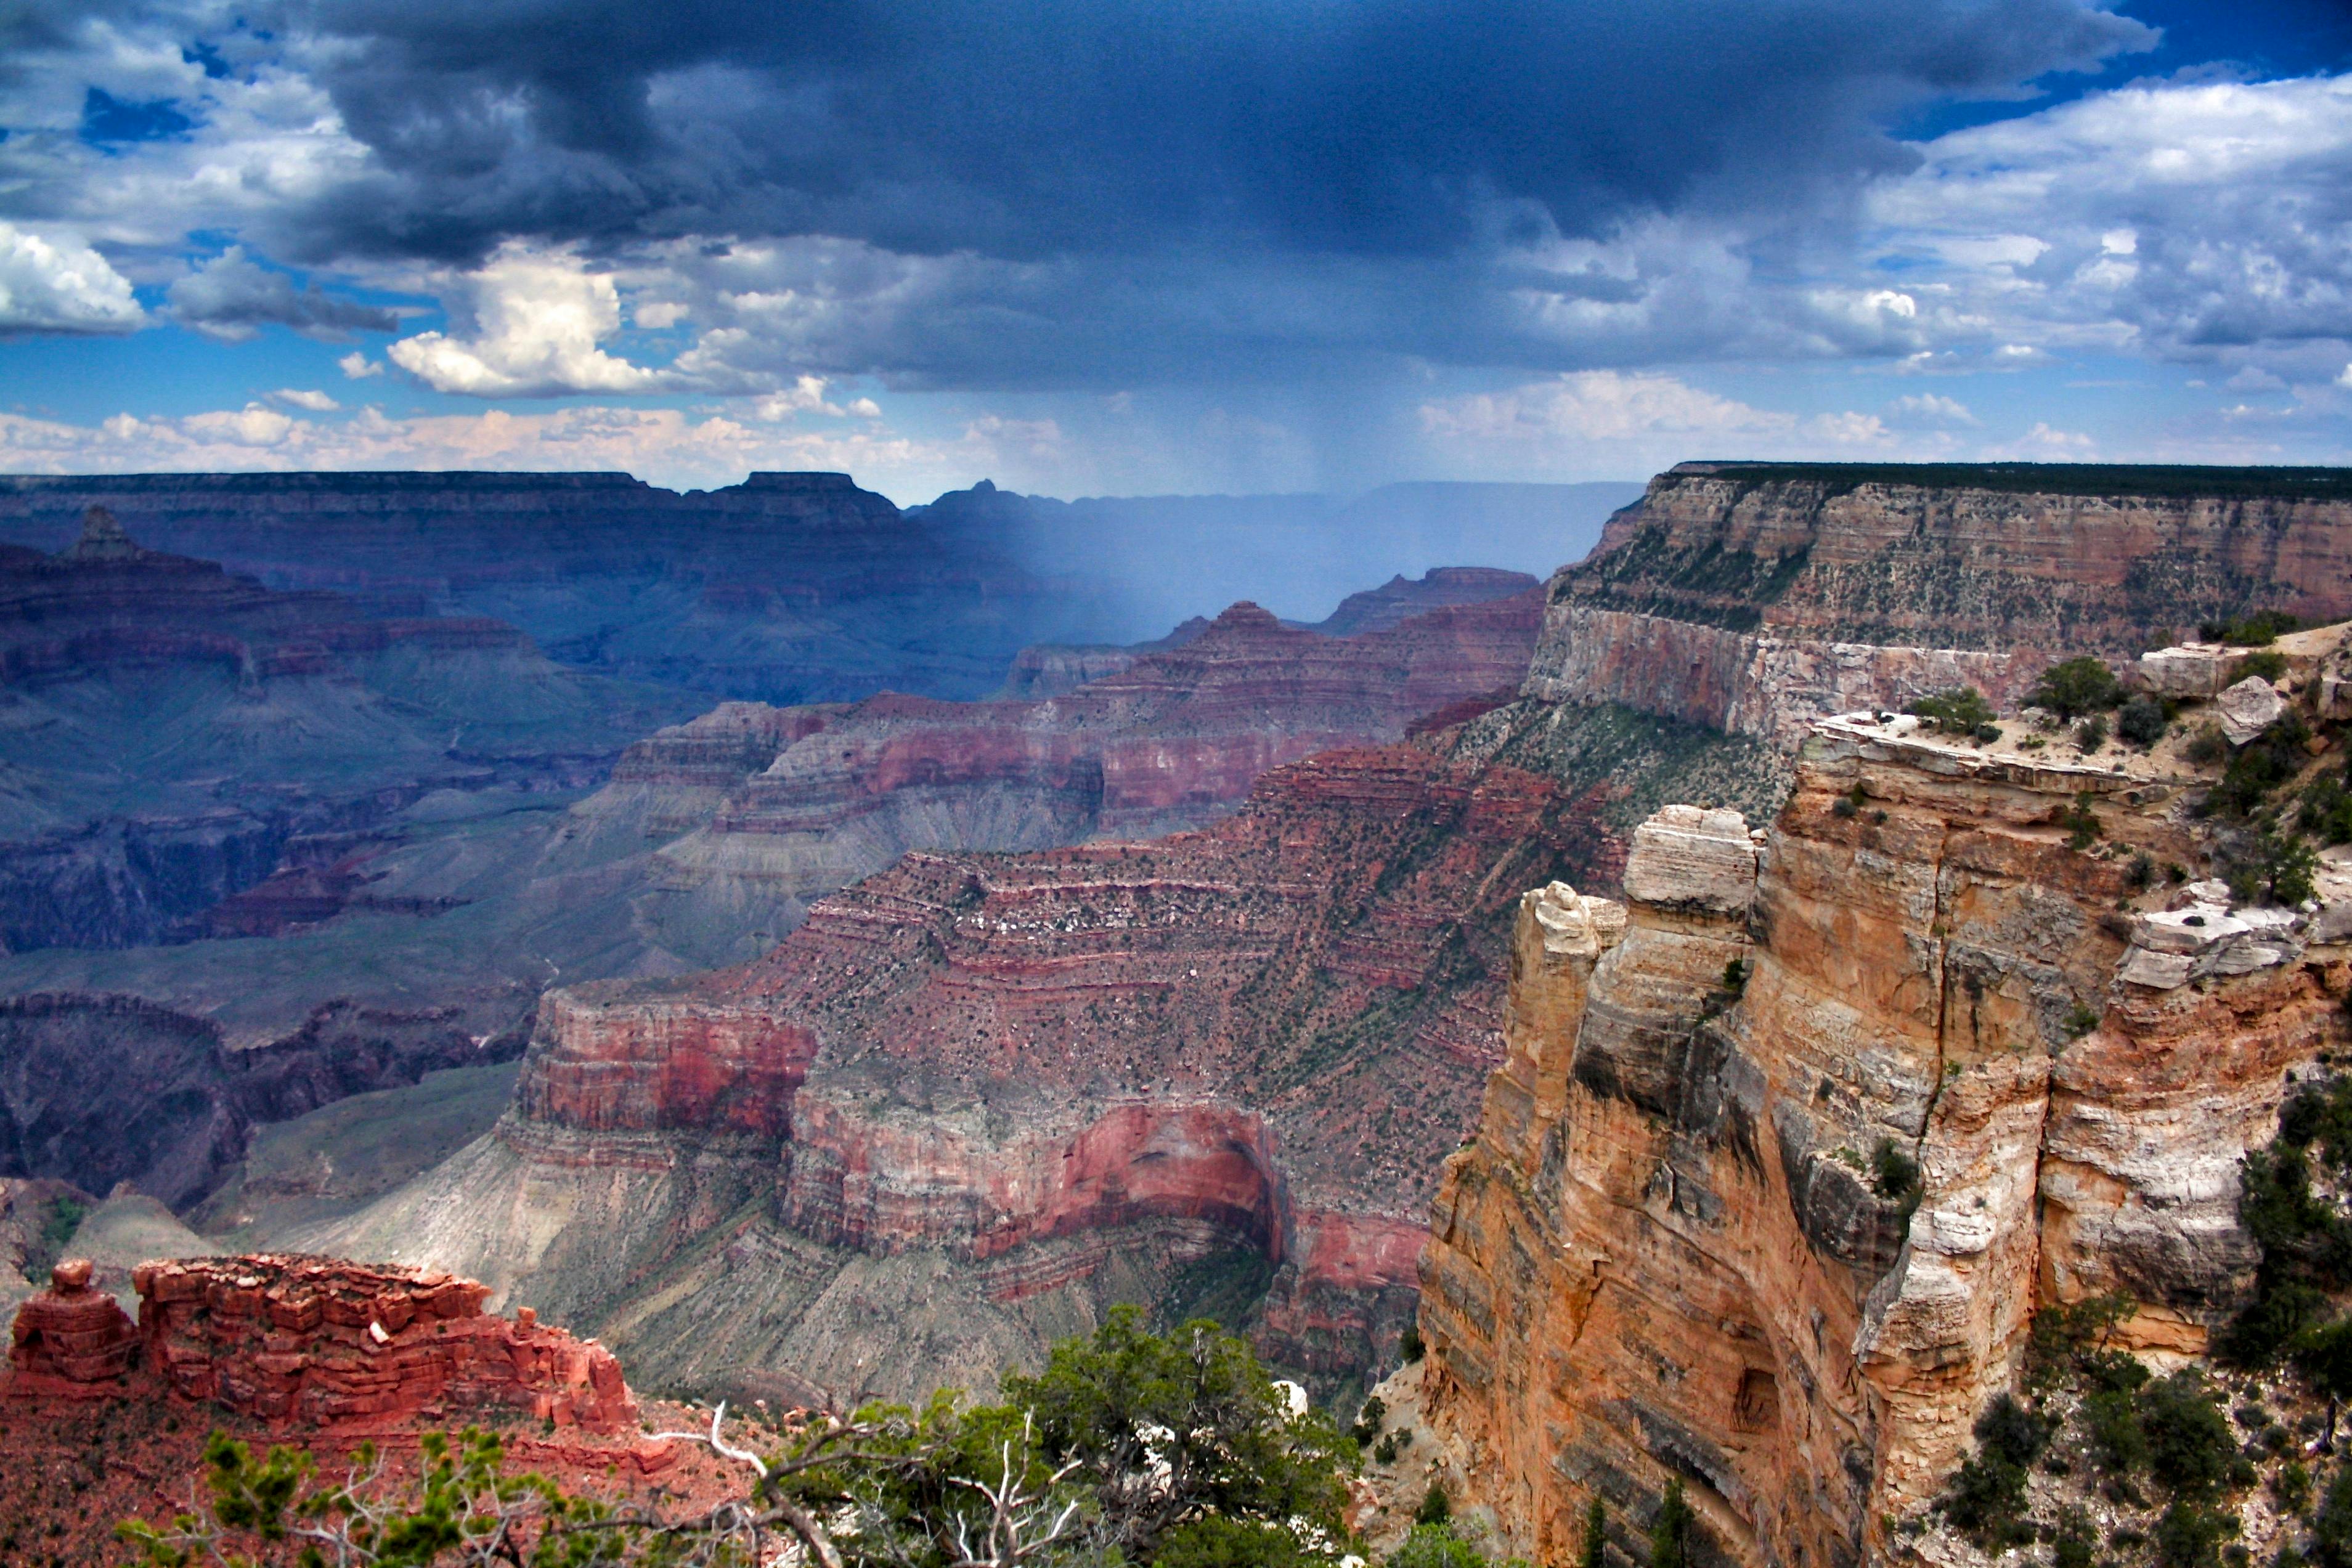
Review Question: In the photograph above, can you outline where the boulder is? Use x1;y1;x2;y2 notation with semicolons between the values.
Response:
2216;676;2290;746
2138;643;2240;700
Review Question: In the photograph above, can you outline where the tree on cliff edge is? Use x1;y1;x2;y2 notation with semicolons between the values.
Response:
120;1310;1356;1568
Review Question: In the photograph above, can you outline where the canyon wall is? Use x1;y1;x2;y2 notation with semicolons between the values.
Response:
570;588;1542;965
0;471;1109;704
0;507;696;953
1419;710;2345;1567
1526;463;2352;747
297;741;1618;1402
0;991;497;1206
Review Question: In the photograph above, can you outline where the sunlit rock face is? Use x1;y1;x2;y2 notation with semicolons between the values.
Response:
1420;717;2345;1568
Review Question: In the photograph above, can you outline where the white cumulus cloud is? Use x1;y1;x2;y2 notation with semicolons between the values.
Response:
0;224;144;336
389;244;664;397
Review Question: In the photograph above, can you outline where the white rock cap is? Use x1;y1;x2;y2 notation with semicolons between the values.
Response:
1622;804;1759;918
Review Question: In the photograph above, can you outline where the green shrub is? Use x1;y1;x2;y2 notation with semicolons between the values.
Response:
1581;1497;1607;1568
1400;1320;1425;1363
1158;1516;1320;1568
1388;1524;1487;1568
2137;1372;2237;1500
2076;714;2111;752
1871;1140;1921;1216
2203;611;2302;646
2120;694;2171;747
2053;1508;2097;1568
2305;777;2352;845
2276;1459;2314;1515
2063;792;2102;850
1417;1485;1452;1527
2213;718;2309;815
2238;830;2320;907
1909;687;1996;734
2155;1500;2235;1568
1940;1395;2050;1546
2187;724;2231;766
2316;1464;2352;1568
2033;657;2123;720
2241;649;2290;683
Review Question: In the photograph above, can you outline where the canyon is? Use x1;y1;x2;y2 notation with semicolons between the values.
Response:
215;463;2352;1419
580;583;1544;963
9;461;2352;1568
0;473;1638;704
0;505;694;956
289;739;1618;1405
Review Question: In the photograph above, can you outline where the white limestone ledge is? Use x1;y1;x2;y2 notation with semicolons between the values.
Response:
1621;804;1759;919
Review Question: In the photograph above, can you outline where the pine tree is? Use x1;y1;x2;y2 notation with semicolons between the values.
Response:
1650;1478;1693;1568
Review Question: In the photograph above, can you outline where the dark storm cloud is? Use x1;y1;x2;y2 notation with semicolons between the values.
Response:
261;0;2151;267
167;248;402;341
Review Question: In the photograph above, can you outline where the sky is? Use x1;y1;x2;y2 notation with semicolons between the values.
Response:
1;0;2349;503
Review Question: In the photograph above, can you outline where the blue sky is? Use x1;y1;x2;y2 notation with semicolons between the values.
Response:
1;0;2348;503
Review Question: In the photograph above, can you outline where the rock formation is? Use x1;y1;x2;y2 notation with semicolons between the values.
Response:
0;472;1107;705
134;1255;638;1432
1525;463;2352;747
0;506;696;953
0;991;501;1206
294;742;1618;1402
1418;691;2350;1567
7;1258;137;1396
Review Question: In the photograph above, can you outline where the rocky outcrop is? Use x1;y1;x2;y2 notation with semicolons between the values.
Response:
1418;707;2347;1567
1526;463;2352;747
132;1254;638;1432
7;1259;137;1397
299;742;1619;1402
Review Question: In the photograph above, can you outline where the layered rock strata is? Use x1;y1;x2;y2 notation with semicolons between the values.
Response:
303;742;1617;1401
1420;713;2346;1567
570;591;1544;962
7;1259;137;1396
0;991;498;1206
0;507;695;952
132;1255;638;1432
1526;463;2352;747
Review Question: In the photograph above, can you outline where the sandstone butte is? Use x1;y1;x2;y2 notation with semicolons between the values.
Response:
0;1255;782;1564
1418;658;2352;1568
294;741;1619;1405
